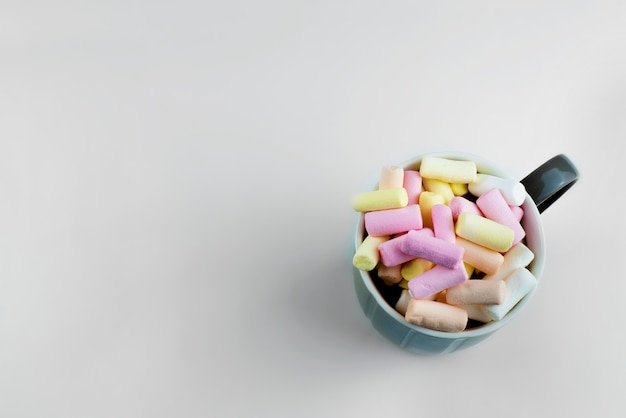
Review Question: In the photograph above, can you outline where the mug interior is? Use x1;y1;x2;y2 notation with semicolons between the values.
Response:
355;152;546;340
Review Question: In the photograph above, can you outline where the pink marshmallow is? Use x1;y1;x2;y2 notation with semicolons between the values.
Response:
509;205;524;222
431;204;455;243
403;170;422;204
448;196;483;221
408;263;468;299
364;204;423;237
378;234;417;267
476;188;525;244
400;229;464;269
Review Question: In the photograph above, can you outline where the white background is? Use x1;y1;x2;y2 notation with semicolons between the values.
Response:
1;1;624;417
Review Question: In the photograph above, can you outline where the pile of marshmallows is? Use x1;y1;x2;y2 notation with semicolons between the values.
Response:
352;156;537;332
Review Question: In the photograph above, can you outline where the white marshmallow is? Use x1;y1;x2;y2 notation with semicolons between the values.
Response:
468;174;526;206
482;243;535;281
481;268;537;321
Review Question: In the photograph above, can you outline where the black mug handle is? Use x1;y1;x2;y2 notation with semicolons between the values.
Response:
521;154;579;214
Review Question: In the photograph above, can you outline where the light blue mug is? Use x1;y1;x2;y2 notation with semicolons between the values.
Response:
352;152;579;354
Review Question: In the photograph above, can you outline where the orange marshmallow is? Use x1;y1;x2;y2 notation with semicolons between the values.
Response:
455;237;505;275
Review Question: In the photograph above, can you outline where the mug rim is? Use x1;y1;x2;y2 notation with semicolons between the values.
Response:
354;151;547;339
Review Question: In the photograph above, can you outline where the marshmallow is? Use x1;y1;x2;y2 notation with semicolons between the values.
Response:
408;263;468;299
378;165;404;190
378;234;416;267
462;304;494;323
403;170;422;204
481;268;537;321
455;237;504;275
395;289;412;315
401;257;434;280
482;243;535;281
431;204;456;243
419;156;477;184
509;205;524;222
364;204;423;237
450;182;469;196
354;155;541;331
419;191;445;229
449;196;483;221
422;178;454;204
377;264;403;285
477;188;525;244
401;229;464;269
405;299;469;332
468;174;526;206
353;235;390;271
455;212;515;252
445;279;506;306
352;188;408;212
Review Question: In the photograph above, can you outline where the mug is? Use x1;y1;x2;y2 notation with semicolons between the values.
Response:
352;152;579;354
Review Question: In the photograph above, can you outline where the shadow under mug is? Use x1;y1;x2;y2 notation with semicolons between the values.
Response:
352;152;579;354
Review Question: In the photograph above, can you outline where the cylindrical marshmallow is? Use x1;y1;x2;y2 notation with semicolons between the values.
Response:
352;188;408;212
422;178;454;204
377;263;403;285
483;243;535;281
509;205;524;222
401;229;464;269
405;299;468;332
481;268;537;321
455;212;515;252
364;204;423;236
408;263;468;299
378;166;404;190
395;289;412;315
462;304;494;323
445;279;506;306
419;191;445;229
431;204;455;243
477;188;525;244
449;196;483;221
455;237;504;275
401;257;434;280
378;234;416;267
419;156;477;184
468;174;526;206
403;170;422;204
450;182;469;196
353;235;390;271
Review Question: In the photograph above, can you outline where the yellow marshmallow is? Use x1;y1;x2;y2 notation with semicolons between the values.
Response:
450;182;469;196
422;178;454;204
455;212;514;252
353;235;389;271
352;188;408;212
419;156;477;183
418;191;445;229
401;258;434;280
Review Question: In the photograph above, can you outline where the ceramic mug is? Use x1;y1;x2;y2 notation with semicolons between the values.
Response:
352;152;579;354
